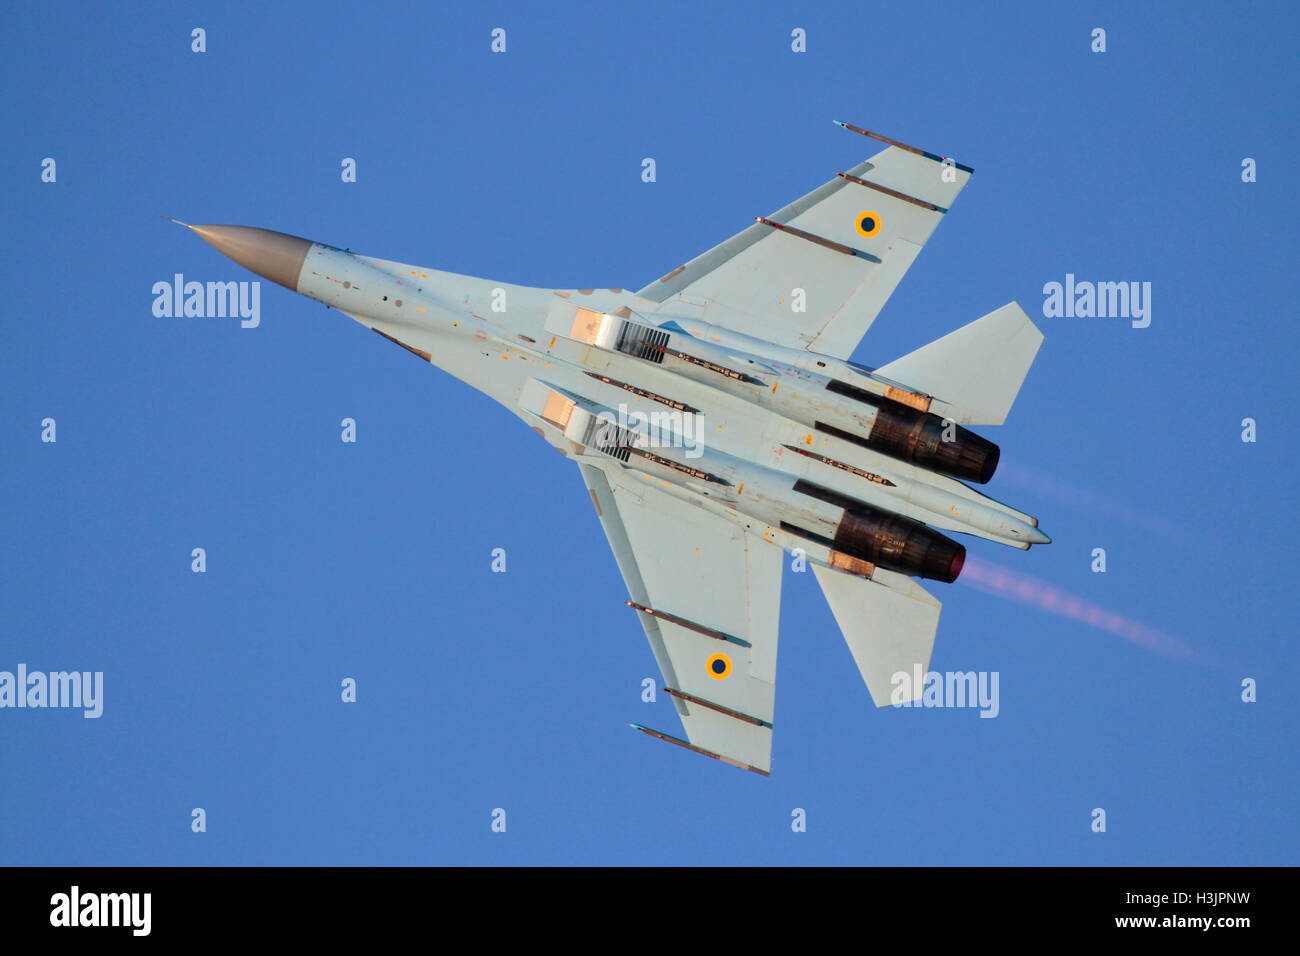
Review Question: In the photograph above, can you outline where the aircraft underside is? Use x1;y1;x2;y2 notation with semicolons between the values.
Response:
179;123;1048;775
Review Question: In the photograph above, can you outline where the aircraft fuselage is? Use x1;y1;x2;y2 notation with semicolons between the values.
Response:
182;224;1048;586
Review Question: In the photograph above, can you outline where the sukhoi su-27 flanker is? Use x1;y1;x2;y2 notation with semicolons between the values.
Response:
176;123;1048;776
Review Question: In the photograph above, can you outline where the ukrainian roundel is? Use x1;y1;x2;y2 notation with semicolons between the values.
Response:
855;211;882;238
706;653;732;680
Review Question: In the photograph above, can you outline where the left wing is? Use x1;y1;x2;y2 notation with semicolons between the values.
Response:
636;126;972;360
579;462;783;775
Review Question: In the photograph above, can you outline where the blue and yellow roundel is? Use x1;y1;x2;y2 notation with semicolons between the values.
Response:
854;211;882;238
706;652;732;680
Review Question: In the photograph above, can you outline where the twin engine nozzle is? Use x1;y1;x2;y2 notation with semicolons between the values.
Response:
835;506;966;583
794;479;966;583
824;380;999;484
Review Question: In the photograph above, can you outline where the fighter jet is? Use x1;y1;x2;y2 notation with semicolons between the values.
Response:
176;123;1047;775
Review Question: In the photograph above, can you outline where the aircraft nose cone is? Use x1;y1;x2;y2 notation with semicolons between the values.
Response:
183;223;313;291
1027;526;1051;545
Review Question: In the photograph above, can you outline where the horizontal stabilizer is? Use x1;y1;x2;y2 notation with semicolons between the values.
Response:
875;302;1043;425
812;564;941;707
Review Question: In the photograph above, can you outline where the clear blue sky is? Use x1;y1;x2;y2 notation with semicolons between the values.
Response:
2;0;1296;865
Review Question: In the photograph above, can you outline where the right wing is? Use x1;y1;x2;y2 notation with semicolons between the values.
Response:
579;461;783;775
636;126;973;361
